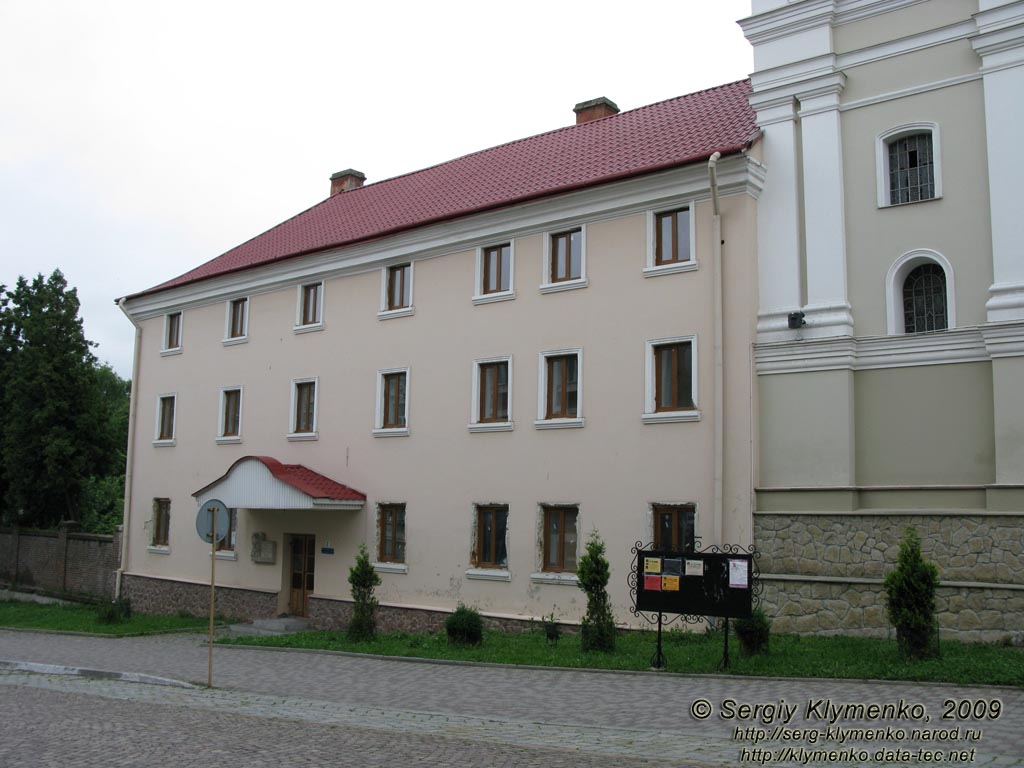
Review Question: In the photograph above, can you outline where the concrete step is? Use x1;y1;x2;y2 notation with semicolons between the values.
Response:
229;616;311;636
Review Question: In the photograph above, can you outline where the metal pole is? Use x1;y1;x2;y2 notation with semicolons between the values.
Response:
208;510;216;688
721;617;730;670
651;612;667;670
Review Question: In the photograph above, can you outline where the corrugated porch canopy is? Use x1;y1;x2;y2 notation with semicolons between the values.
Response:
193;456;366;511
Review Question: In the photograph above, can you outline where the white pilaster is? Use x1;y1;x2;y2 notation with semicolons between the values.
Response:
750;96;804;341
798;75;854;338
973;0;1024;322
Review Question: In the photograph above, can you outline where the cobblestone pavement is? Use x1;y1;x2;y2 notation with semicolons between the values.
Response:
1;629;1022;767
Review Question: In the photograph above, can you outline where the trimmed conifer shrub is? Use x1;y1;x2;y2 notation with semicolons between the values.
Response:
577;531;616;652
445;604;483;645
884;527;940;659
347;543;381;642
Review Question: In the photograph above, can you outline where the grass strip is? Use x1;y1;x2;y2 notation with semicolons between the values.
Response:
222;626;1024;686
0;600;211;635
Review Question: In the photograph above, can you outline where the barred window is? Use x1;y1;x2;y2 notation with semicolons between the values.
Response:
888;133;934;205
902;263;947;333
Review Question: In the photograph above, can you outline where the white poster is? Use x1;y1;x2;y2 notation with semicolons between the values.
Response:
728;558;749;589
685;559;703;577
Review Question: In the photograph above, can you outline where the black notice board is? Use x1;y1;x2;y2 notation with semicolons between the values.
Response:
636;550;753;619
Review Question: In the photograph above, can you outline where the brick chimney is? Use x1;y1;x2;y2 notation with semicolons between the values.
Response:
330;169;366;195
573;97;619;124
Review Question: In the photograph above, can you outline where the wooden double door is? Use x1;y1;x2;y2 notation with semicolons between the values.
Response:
289;534;315;617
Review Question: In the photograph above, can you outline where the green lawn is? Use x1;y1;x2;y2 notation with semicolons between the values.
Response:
223;626;1024;686
0;600;211;635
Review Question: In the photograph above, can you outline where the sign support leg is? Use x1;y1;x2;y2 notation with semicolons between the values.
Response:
208;515;216;688
720;617;730;671
650;611;667;670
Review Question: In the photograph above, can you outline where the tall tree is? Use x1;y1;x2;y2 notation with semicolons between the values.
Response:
0;271;103;527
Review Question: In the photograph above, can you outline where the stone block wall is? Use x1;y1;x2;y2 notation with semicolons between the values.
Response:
0;526;121;600
309;597;551;634
755;512;1024;642
121;573;278;620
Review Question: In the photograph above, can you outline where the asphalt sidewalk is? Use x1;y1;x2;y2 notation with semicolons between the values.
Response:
1;628;1021;767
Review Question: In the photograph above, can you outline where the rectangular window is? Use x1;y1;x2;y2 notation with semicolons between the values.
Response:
378;504;406;563
216;508;238;553
152;498;170;547
655;208;691;265
482;244;511;295
542;505;578;572
156;395;176;442
387;264;411;310
550;229;582;283
228;298;248;339
221;388;242;438
382;372;407;428
654;342;693;411
653;504;696;552
546;355;578;419
478;361;509;423
299;283;322;327
164;312;182;351
293;380;316;434
475;505;508;568
888;133;934;205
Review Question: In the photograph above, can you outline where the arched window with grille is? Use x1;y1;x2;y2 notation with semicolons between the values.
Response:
885;249;955;335
902;263;948;333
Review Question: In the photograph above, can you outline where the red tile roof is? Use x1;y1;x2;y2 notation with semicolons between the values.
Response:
135;79;755;299
196;456;366;503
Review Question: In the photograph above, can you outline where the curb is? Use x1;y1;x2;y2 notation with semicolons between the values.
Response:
0;659;196;689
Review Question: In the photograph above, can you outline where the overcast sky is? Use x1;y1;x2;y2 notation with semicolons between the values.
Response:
0;0;753;378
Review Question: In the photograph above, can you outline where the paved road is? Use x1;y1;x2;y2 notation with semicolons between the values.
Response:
1;629;1021;767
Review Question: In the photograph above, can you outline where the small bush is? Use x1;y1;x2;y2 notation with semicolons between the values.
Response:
347;544;381;642
97;598;132;625
577;531;616;652
445;604;483;645
885;527;940;659
734;608;771;656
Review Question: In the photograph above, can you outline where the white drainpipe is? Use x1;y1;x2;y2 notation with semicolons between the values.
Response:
115;298;142;599
708;152;724;545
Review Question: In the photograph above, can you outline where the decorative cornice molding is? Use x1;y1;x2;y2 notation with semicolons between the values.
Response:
123;156;762;320
986;282;1024;323
754;324;1021;374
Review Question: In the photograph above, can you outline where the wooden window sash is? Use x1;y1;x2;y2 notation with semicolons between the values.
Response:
294;382;315;433
215;509;237;552
549;230;581;283
229;299;247;338
153;499;170;547
222;390;240;437
166;313;181;349
475;505;508;568
158;397;175;440
301;284;320;325
388;265;410;310
382;373;406;428
655;210;689;265
545;355;577;419
378;505;405;562
483;245;510;294
653;504;696;552
478;362;508;423
654;343;693;412
543;506;577;572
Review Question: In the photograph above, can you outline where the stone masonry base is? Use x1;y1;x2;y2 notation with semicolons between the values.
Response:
121;574;278;621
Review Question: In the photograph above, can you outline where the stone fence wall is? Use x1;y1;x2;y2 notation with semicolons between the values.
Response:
754;512;1024;643
0;525;121;601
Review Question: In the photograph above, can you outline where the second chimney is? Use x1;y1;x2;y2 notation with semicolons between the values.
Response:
330;169;366;195
573;97;619;124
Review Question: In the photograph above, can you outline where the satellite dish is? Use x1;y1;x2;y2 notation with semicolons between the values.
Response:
196;499;230;544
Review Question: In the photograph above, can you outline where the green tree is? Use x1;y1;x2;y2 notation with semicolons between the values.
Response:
577;530;617;652
884;527;940;659
347;543;381;641
0;271;118;528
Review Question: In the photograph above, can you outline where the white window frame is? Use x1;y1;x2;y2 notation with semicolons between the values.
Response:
875;122;942;209
153;393;177;446
217;386;244;444
224;296;250;345
374;366;410;437
885;249;956;335
473;242;516;305
645;205;697;277
540;225;588;294
530;503;580;585
466;502;512;581
288;377;319;441
294;282;324;333
643;335;701;424
469;355;514;433
535;348;584;429
378;263;415;320
161;312;183;356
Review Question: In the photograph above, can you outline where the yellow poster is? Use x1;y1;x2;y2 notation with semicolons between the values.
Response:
662;575;680;591
644;557;662;574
